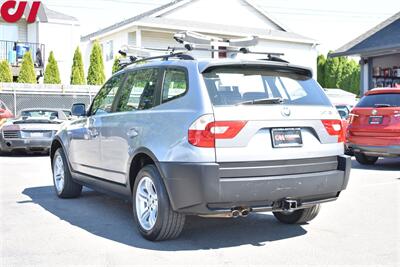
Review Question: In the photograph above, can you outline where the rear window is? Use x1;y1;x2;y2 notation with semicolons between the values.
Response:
20;110;59;118
203;66;331;106
357;94;400;108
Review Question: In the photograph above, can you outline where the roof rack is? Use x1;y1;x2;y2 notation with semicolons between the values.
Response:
117;31;287;70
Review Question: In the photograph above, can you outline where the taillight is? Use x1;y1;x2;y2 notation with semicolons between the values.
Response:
188;114;247;148
348;113;358;124
322;119;345;143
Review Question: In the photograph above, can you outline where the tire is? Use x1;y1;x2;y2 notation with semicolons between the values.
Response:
273;205;321;224
133;165;185;241
52;148;82;198
355;153;378;165
0;146;11;156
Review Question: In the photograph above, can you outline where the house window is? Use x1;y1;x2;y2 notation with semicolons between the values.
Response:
104;40;113;61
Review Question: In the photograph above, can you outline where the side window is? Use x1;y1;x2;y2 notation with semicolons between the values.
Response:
91;74;125;115
162;69;188;103
117;68;159;112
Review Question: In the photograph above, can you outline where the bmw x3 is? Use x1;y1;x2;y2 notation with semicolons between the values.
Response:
50;55;351;241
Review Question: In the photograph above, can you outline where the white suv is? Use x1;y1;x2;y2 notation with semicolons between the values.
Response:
50;55;351;241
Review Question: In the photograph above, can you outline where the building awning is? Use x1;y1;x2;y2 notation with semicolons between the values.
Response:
330;12;400;58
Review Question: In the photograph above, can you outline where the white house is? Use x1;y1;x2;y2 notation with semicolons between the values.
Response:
0;3;80;84
81;0;319;79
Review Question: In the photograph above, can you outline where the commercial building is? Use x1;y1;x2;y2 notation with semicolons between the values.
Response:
331;12;400;94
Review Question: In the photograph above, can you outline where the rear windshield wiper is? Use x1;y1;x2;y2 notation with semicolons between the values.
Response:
236;97;284;106
374;104;391;108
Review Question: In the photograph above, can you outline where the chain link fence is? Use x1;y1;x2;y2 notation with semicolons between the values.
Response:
0;83;101;116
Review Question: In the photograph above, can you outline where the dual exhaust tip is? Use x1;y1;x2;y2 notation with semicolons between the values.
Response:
205;200;299;219
231;208;250;218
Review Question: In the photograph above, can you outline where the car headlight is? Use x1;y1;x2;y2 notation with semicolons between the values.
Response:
20;131;29;138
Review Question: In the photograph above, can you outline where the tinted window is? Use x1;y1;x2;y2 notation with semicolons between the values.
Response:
357;94;400;107
162;69;187;103
203;67;331;106
117;68;159;112
91;74;125;115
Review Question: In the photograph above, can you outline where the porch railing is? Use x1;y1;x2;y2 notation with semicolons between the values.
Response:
0;40;45;68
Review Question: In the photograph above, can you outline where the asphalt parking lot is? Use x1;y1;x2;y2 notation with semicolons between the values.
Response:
0;154;399;266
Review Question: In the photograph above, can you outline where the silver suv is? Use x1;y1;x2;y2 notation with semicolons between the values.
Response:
50;56;351;241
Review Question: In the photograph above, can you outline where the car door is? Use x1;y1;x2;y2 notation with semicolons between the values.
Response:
98;68;161;184
68;73;125;177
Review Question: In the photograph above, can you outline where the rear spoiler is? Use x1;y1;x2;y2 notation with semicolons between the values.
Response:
201;63;313;79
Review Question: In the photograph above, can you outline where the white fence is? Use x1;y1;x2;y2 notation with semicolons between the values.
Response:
0;83;101;116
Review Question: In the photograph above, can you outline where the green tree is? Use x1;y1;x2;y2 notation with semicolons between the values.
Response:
87;42;106;85
339;60;353;91
71;67;83;85
112;55;122;74
18;52;37;84
345;60;360;95
324;54;342;88
0;60;13;82
350;68;361;96
44;51;61;84
317;54;326;87
319;53;361;95
70;47;85;85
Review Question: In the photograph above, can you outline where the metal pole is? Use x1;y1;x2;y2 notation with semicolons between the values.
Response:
13;90;17;116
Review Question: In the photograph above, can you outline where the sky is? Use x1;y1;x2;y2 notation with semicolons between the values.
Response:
41;0;399;55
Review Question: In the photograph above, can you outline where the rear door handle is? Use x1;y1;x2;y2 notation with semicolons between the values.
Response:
127;128;139;138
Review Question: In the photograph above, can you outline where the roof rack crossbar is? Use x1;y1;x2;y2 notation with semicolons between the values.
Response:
117;51;194;70
181;44;284;57
116;31;287;70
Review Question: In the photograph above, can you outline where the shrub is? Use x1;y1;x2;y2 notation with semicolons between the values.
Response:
317;54;326;88
18;51;36;84
71;67;83;85
0;60;13;82
44;51;61;84
70;47;85;85
87;42;106;85
112;56;121;74
318;52;360;95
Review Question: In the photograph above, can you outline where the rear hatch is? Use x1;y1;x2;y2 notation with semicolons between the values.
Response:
349;91;400;146
197;64;344;163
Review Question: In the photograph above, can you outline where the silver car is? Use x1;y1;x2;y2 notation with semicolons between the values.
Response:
0;108;67;154
50;58;351;241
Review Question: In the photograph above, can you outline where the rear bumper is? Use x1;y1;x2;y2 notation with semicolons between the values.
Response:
0;138;52;152
347;144;400;157
159;156;351;215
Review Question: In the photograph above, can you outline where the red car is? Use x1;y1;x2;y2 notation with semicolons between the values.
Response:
347;88;400;165
0;100;13;126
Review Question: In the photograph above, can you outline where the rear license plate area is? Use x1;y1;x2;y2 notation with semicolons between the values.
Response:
369;116;383;125
30;132;44;138
271;128;303;148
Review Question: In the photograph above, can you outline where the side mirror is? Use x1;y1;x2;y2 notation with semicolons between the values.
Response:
71;103;86;117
